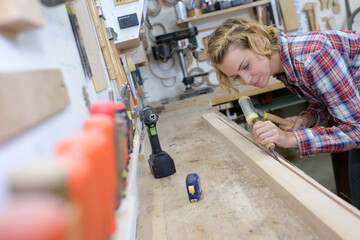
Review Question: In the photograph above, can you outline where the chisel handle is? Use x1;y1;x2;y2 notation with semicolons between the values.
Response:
253;118;276;151
265;142;276;151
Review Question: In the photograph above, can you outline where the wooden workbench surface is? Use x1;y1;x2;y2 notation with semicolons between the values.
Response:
136;109;318;239
149;77;284;114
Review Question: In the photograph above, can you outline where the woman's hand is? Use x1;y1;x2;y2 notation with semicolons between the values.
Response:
279;113;316;131
252;120;298;148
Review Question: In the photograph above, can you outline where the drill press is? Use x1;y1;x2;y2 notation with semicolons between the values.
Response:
152;27;213;99
141;107;176;178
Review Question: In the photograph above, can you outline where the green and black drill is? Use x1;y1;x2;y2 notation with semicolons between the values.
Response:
141;107;176;178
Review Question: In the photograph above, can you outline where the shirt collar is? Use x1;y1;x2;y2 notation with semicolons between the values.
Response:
278;36;297;84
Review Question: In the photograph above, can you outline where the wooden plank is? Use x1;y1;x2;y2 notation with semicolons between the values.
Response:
202;111;360;240
176;0;271;24
0;70;70;143
72;0;108;92
110;40;128;88
278;0;300;32
305;3;319;31
114;0;138;6
136;110;318;239
86;0;128;90
0;0;44;34
87;0;116;80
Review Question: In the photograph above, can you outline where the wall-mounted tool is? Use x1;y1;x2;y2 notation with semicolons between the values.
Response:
66;3;92;79
239;96;281;162
121;83;134;153
141;107;176;178
186;173;201;202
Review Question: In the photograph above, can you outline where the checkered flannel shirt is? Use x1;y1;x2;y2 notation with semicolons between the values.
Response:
275;30;360;157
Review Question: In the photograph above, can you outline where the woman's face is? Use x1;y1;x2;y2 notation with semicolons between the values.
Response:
217;45;271;88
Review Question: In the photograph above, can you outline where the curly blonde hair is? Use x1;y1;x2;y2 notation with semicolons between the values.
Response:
207;18;281;92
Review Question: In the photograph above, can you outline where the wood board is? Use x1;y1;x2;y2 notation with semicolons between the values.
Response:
114;0;138;6
72;0;108;92
136;110;318;239
0;69;70;144
278;0;299;32
0;0;44;34
202;111;360;239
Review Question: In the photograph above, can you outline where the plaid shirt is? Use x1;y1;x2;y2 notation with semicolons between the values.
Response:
275;30;360;157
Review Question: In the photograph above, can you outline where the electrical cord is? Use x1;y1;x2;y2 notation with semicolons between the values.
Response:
160;78;177;87
348;6;360;30
157;56;175;71
147;0;163;17
148;22;167;43
148;55;177;88
162;0;177;7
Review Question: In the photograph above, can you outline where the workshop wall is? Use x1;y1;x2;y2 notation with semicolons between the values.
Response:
0;4;116;212
140;0;360;103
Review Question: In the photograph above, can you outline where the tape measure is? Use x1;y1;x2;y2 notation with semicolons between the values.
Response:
186;173;201;202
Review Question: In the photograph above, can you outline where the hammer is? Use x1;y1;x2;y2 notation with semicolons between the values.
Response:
239;96;290;162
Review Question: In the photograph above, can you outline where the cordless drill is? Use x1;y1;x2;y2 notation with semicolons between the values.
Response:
141;107;176;178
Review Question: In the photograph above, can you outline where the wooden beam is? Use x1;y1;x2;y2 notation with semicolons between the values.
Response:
202;111;360;240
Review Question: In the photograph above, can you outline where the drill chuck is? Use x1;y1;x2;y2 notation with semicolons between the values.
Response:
141;107;158;127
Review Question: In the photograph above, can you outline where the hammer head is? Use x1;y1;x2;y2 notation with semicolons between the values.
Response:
238;96;259;125
106;27;118;41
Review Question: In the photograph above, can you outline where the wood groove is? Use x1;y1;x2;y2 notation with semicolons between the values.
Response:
203;111;360;240
213;114;360;219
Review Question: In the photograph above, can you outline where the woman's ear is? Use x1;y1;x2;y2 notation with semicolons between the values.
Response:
254;36;265;50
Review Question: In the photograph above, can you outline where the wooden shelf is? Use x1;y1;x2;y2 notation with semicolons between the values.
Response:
176;0;271;24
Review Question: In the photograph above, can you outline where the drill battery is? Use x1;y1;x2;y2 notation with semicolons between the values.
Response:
148;151;176;178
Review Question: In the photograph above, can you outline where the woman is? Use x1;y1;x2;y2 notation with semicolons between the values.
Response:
207;18;360;208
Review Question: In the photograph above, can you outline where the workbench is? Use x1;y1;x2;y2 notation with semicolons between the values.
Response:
150;77;284;114
136;109;318;239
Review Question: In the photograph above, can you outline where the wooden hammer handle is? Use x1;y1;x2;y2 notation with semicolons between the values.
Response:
266;113;295;128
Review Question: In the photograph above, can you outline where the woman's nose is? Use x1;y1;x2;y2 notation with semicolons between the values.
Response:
239;73;251;85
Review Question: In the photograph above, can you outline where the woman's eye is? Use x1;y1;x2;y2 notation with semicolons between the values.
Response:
243;64;249;70
232;75;239;81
